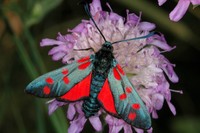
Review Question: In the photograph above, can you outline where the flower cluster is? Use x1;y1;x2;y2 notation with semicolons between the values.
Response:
41;0;180;132
157;0;200;21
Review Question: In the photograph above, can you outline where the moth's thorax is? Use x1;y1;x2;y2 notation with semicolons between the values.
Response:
93;42;114;76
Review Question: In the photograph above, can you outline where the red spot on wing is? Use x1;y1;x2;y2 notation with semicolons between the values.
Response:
43;86;51;95
46;77;54;84
62;69;68;75
119;93;127;100
116;64;125;75
113;68;121;80
98;79;117;115
126;87;132;93
128;112;136;120
60;73;92;101
77;56;90;63
78;62;91;70
132;103;140;110
63;76;70;84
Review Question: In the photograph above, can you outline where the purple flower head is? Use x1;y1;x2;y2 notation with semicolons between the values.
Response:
41;0;181;132
158;0;200;21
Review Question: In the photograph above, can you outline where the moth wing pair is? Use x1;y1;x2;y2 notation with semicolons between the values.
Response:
25;56;151;129
101;64;151;129
26;56;93;100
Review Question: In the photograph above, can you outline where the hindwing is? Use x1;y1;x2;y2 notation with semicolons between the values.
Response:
98;61;151;129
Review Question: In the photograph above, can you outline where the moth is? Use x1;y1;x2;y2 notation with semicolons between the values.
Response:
26;2;153;130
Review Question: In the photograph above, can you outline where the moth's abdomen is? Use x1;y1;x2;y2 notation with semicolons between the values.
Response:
82;74;105;118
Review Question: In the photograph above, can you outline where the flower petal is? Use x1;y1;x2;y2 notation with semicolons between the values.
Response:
47;99;66;115
48;100;59;115
152;93;164;110
62;54;74;64
105;115;124;126
109;12;123;21
105;115;127;133
90;0;102;15
167;101;176;115
169;0;190;21
152;110;158;119
109;125;123;133
124;125;133;133
68;115;87;133
161;58;179;83
150;40;173;51
70;23;86;33
48;45;68;55
134;127;144;133
147;127;153;133
147;34;174;51
67;103;76;120
158;0;167;6
40;39;65;46
126;11;140;25
89;116;102;131
138;22;156;31
52;52;66;61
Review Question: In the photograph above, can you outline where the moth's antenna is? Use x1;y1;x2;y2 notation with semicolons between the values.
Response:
111;32;155;45
83;2;107;42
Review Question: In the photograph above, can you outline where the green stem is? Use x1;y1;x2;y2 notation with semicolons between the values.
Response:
0;2;67;133
13;36;38;79
10;23;46;133
23;28;47;73
14;36;46;133
11;93;27;133
49;110;66;133
35;100;47;133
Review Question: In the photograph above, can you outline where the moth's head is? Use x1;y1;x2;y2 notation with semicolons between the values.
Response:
83;2;155;54
102;41;113;52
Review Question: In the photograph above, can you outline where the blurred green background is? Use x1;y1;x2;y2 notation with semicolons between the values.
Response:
0;0;200;133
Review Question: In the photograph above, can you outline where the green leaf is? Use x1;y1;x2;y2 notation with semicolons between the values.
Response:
171;117;200;133
25;0;63;27
49;108;68;133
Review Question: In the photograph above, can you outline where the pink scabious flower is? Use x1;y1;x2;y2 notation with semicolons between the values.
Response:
41;0;181;132
158;0;200;21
